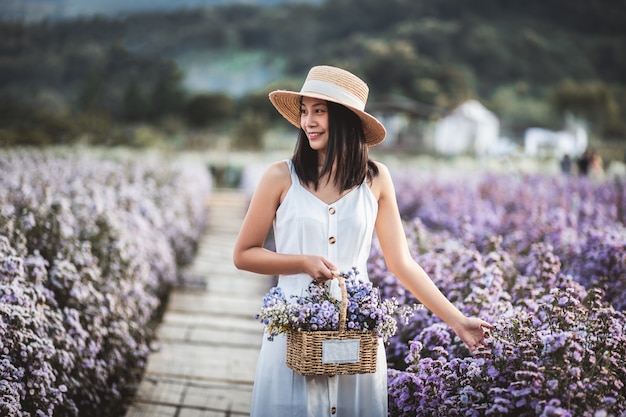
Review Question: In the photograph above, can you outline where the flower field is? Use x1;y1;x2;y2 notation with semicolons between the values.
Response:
0;149;212;417
370;171;626;416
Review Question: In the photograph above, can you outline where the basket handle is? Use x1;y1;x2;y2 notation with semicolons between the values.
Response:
337;273;348;333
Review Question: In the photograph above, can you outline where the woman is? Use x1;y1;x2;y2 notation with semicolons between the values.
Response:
233;65;493;416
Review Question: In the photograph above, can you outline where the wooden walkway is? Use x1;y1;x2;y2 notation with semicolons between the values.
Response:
125;190;273;417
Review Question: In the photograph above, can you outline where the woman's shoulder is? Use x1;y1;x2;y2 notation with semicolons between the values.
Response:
370;160;392;178
250;160;292;206
258;160;292;190
368;160;394;200
263;160;291;179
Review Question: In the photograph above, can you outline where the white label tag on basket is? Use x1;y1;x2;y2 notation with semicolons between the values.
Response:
322;339;360;364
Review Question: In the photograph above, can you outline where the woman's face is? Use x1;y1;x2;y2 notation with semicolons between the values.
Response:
300;97;329;152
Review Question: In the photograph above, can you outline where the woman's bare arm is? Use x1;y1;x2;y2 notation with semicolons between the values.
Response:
371;162;493;351
233;161;336;280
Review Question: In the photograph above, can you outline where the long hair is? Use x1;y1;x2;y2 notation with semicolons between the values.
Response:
292;100;379;192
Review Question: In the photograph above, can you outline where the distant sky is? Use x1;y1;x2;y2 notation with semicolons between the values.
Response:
0;0;321;21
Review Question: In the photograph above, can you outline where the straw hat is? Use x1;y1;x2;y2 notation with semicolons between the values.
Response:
269;65;386;146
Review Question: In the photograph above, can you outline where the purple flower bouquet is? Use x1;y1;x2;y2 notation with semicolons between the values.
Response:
256;268;411;343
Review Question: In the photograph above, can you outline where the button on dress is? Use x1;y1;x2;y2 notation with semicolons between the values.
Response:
250;160;388;417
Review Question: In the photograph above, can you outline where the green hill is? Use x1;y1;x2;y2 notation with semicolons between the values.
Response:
1;0;625;147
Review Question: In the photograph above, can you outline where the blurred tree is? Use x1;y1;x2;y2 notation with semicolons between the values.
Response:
489;82;554;135
0;100;78;146
393;18;459;59
360;39;421;97
72;110;115;145
454;21;512;86
77;67;104;111
184;93;234;128
122;81;149;122
148;63;185;120
237;87;286;124
354;38;473;108
318;0;414;39
232;111;267;150
550;79;622;138
587;38;626;83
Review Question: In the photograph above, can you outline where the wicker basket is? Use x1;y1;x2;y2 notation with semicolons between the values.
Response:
286;274;378;376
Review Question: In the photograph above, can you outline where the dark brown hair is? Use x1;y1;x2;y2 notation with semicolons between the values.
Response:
292;100;379;192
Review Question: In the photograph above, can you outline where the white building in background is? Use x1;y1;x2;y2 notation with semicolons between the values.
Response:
523;116;588;159
432;100;500;156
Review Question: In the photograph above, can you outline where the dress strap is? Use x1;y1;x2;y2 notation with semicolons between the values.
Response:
286;159;300;187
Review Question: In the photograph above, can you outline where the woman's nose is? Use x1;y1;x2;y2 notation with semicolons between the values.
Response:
303;113;316;126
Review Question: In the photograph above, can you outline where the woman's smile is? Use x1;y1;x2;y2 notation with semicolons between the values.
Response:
300;97;329;150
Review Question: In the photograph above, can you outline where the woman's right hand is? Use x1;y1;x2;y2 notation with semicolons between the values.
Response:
301;255;337;283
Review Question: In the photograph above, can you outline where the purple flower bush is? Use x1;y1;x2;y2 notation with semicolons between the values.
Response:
0;150;211;417
375;171;626;416
1;245;68;417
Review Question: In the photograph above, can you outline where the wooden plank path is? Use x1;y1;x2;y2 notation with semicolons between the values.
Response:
125;190;273;417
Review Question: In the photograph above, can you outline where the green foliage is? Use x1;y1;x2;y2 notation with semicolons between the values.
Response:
238;90;278;123
0;101;75;146
489;83;553;130
77;67;105;111
148;63;186;120
122;81;150;122
550;79;622;136
0;98;124;147
1;0;625;146
184;93;235;128
128;125;168;148
232;111;267;150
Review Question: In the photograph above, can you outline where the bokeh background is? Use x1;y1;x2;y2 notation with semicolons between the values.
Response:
1;0;626;180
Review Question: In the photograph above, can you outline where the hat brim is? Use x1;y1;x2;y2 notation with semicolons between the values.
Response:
269;90;386;146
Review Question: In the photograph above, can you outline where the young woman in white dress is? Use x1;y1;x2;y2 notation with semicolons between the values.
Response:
233;65;493;417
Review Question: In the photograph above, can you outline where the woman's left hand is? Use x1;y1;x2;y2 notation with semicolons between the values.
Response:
452;317;494;354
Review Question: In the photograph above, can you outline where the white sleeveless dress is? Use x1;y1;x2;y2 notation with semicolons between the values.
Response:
250;160;388;417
